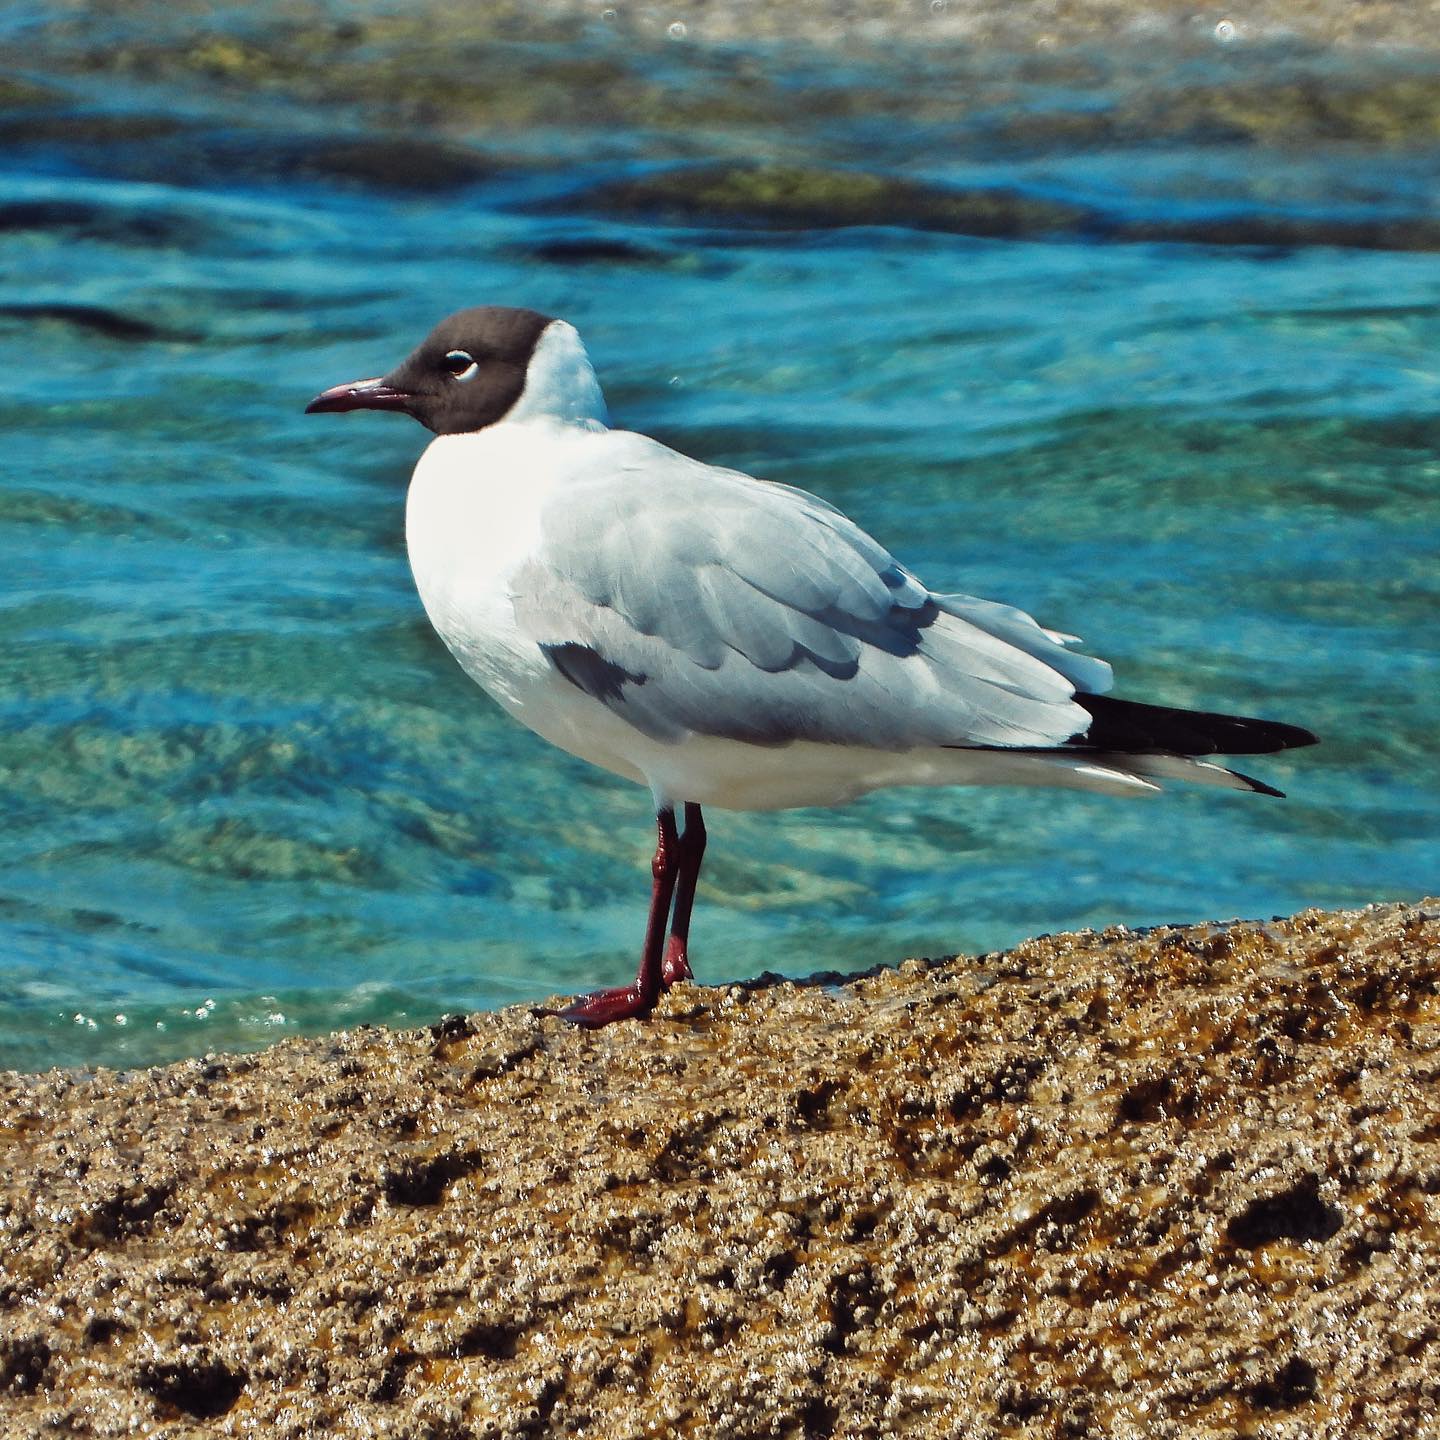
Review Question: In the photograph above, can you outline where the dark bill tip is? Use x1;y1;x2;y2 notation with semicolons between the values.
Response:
304;376;413;415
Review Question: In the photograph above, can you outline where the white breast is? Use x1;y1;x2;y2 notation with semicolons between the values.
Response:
405;426;558;707
404;420;662;794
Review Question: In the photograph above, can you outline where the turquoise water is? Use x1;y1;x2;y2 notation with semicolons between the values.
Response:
3;16;1438;1071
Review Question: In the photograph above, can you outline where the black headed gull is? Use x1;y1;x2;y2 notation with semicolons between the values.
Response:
307;307;1316;1026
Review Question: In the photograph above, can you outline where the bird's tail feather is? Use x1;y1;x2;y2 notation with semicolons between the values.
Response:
1083;750;1287;797
944;693;1315;798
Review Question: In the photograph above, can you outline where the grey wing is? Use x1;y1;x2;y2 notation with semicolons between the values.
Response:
511;437;1113;750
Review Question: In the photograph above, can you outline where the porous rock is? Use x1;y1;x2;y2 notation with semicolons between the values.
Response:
2;900;1438;1437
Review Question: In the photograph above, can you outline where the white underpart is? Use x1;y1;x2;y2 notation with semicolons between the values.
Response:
405;328;1182;812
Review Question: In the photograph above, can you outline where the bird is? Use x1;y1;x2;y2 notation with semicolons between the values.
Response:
306;306;1317;1027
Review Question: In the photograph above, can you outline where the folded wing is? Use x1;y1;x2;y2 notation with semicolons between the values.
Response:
510;435;1112;752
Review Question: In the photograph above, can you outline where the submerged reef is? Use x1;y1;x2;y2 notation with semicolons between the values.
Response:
2;899;1437;1437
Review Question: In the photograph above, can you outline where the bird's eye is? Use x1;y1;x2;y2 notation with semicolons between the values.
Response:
443;349;479;381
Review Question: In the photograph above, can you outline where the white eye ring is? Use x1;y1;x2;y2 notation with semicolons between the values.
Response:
444;349;479;382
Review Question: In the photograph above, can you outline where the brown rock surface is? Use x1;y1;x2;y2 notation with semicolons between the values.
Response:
2;900;1439;1438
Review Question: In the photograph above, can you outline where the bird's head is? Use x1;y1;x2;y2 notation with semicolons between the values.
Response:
305;306;607;434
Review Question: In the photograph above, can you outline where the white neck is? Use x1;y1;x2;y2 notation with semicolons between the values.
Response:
506;320;609;428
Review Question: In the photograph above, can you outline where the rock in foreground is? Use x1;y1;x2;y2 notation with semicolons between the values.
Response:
2;901;1438;1438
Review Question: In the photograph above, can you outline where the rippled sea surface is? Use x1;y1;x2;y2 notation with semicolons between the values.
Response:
3;5;1438;1070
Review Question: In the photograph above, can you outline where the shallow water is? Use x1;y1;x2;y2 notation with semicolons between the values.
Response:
3;11;1438;1070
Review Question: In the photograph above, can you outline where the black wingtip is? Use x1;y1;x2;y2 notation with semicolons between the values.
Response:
1233;769;1286;799
1074;694;1318;757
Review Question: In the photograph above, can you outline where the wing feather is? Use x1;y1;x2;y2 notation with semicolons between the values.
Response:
511;433;1104;751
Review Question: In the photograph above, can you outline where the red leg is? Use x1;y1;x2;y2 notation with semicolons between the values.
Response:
662;803;706;986
547;807;681;1028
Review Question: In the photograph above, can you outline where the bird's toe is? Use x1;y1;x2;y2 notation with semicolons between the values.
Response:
538;984;657;1028
661;937;694;987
